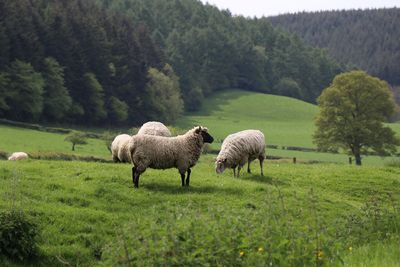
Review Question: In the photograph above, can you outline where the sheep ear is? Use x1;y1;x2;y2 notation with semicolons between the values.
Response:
195;126;201;134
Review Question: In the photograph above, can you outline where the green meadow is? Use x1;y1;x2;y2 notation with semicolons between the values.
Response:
0;125;110;159
177;90;400;165
177;90;318;147
0;90;400;266
1;158;400;266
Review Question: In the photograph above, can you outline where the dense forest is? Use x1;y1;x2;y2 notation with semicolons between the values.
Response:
269;8;400;86
0;0;341;126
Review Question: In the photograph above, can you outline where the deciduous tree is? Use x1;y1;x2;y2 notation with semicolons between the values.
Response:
314;71;399;165
64;131;87;151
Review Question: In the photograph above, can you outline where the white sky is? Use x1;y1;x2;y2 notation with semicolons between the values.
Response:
200;0;399;17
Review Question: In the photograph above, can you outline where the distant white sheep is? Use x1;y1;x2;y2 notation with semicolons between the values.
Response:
137;121;171;137
8;152;29;161
215;130;265;177
129;126;214;188
111;134;132;163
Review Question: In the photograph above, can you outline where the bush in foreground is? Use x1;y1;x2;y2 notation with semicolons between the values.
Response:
0;210;39;261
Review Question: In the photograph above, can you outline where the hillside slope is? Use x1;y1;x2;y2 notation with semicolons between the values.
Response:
269;8;400;85
177;90;400;165
177;90;319;148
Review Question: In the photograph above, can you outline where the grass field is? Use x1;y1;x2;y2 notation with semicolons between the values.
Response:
0;157;399;266
177;90;318;148
0;90;400;265
177;90;400;165
0;125;111;159
1;90;399;165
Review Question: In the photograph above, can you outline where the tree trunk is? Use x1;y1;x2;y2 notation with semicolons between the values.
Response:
352;144;362;166
355;153;361;165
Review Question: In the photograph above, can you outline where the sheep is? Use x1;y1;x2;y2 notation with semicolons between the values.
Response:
111;122;171;164
129;126;214;188
111;134;132;163
215;130;265;177
137;121;171;137
8;152;28;161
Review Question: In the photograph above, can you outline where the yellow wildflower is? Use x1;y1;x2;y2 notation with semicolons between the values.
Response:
240;251;245;257
258;247;264;253
349;246;352;252
317;251;323;259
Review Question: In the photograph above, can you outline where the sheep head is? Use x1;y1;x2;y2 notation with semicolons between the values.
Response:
195;126;214;144
215;158;227;174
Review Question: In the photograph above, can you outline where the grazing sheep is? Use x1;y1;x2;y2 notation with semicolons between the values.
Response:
8;152;28;161
129;126;214;188
111;134;132;163
215;130;265;177
137;121;171;137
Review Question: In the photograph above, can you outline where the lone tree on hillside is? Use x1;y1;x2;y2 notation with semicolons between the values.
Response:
64;131;87;151
313;70;399;165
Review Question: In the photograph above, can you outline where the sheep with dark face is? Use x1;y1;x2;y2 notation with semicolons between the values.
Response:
129;126;214;188
215;130;265;177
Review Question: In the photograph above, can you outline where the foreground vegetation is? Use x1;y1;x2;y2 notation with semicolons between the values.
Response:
0;157;399;266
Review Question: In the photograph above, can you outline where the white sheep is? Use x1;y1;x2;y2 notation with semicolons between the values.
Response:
111;134;132;163
111;122;171;164
215;130;265;177
129;126;214;188
8;152;29;161
137;121;171;137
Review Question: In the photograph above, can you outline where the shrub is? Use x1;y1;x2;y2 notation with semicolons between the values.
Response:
0;210;38;261
64;131;87;151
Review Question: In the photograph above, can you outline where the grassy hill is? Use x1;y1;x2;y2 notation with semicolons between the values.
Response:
1;90;400;165
177;90;318;148
177;90;400;165
0;125;110;159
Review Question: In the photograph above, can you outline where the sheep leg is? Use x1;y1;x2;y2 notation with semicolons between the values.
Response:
259;155;264;176
132;167;141;188
247;161;251;173
185;168;191;186
134;172;141;188
132;166;136;186
180;172;186;187
237;166;241;177
233;167;236;177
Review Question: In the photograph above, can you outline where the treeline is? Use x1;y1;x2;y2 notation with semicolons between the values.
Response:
0;0;341;126
269;8;400;86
